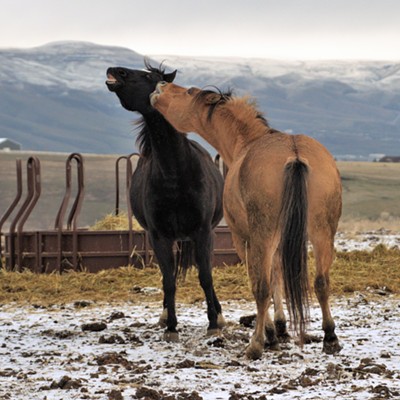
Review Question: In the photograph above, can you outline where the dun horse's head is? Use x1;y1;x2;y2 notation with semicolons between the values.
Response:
150;82;224;133
106;60;176;114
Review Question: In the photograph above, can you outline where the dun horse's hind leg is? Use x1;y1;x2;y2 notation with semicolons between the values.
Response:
194;229;225;335
271;252;290;343
311;231;342;354
150;235;179;342
245;240;277;360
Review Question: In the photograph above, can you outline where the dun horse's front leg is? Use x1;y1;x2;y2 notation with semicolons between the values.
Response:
151;235;179;342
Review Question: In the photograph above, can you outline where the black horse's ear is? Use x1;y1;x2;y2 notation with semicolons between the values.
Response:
164;70;177;83
205;93;222;105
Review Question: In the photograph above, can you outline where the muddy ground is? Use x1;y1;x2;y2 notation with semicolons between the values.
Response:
0;289;399;400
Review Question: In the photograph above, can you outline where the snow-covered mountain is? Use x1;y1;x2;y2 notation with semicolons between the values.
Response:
1;41;399;158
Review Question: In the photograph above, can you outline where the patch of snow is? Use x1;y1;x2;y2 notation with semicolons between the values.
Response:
335;230;400;252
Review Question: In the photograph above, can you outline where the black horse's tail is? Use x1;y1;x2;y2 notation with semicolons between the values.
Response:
176;240;194;280
279;158;310;340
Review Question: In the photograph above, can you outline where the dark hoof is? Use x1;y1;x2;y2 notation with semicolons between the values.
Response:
163;330;179;342
277;332;291;344
265;341;281;351
265;328;280;350
245;343;263;360
323;339;342;354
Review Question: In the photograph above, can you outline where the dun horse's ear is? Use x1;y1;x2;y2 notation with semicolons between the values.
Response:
164;70;177;83
205;93;222;105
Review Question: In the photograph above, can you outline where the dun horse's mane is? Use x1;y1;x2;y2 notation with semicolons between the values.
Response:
195;88;271;130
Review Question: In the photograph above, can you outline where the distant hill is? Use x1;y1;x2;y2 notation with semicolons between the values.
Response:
1;41;399;159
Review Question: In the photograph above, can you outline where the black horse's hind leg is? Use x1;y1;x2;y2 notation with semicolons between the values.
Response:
150;234;179;342
194;229;225;335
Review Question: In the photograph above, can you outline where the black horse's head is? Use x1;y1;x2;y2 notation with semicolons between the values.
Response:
106;59;177;114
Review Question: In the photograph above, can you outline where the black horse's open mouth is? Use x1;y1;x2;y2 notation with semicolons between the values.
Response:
105;74;120;91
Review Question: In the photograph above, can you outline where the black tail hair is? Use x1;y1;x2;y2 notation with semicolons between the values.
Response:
279;159;310;340
176;240;194;280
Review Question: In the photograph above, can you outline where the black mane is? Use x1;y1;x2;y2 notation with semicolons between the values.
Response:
144;58;166;76
135;59;174;157
134;118;150;157
194;87;233;122
195;87;270;127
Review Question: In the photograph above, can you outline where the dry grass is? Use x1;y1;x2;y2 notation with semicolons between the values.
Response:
90;212;143;231
1;246;399;306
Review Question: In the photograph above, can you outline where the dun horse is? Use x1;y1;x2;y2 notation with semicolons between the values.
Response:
106;62;225;340
150;82;342;359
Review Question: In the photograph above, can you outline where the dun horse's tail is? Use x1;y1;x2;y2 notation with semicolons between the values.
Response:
176;239;194;279
279;158;310;340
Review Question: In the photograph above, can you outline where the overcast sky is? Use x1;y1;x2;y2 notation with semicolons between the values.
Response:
1;0;399;60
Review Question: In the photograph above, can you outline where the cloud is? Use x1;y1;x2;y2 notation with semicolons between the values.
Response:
1;0;399;59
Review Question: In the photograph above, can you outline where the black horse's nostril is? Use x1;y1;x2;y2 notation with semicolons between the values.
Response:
118;69;127;77
158;81;167;86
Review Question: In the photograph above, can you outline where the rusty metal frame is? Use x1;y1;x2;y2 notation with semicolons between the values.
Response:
2;153;240;273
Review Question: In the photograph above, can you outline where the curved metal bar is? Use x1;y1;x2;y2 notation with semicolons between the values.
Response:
0;159;22;268
115;155;128;217
16;157;41;269
115;153;140;265
54;153;85;271
8;157;41;271
66;153;85;230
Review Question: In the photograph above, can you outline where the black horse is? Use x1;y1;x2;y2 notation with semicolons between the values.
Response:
106;60;225;340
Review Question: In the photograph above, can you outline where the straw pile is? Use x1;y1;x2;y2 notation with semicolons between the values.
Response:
90;212;143;231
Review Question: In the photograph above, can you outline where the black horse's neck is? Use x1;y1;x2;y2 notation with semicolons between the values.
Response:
137;111;190;168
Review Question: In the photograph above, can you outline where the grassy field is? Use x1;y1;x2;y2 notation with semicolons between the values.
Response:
1;151;400;231
338;161;400;226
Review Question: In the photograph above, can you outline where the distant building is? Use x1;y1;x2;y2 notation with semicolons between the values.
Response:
379;155;400;163
0;138;21;151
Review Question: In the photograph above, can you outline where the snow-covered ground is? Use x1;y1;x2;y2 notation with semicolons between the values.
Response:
334;229;400;252
1;293;399;399
1;230;399;400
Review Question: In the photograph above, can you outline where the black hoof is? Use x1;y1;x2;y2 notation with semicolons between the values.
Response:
323;339;342;354
265;328;280;351
277;332;291;343
264;340;281;351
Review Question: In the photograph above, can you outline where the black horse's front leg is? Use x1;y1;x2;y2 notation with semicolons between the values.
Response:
150;235;179;342
194;230;225;335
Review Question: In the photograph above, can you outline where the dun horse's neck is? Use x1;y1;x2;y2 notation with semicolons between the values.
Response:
196;100;268;167
143;111;189;170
